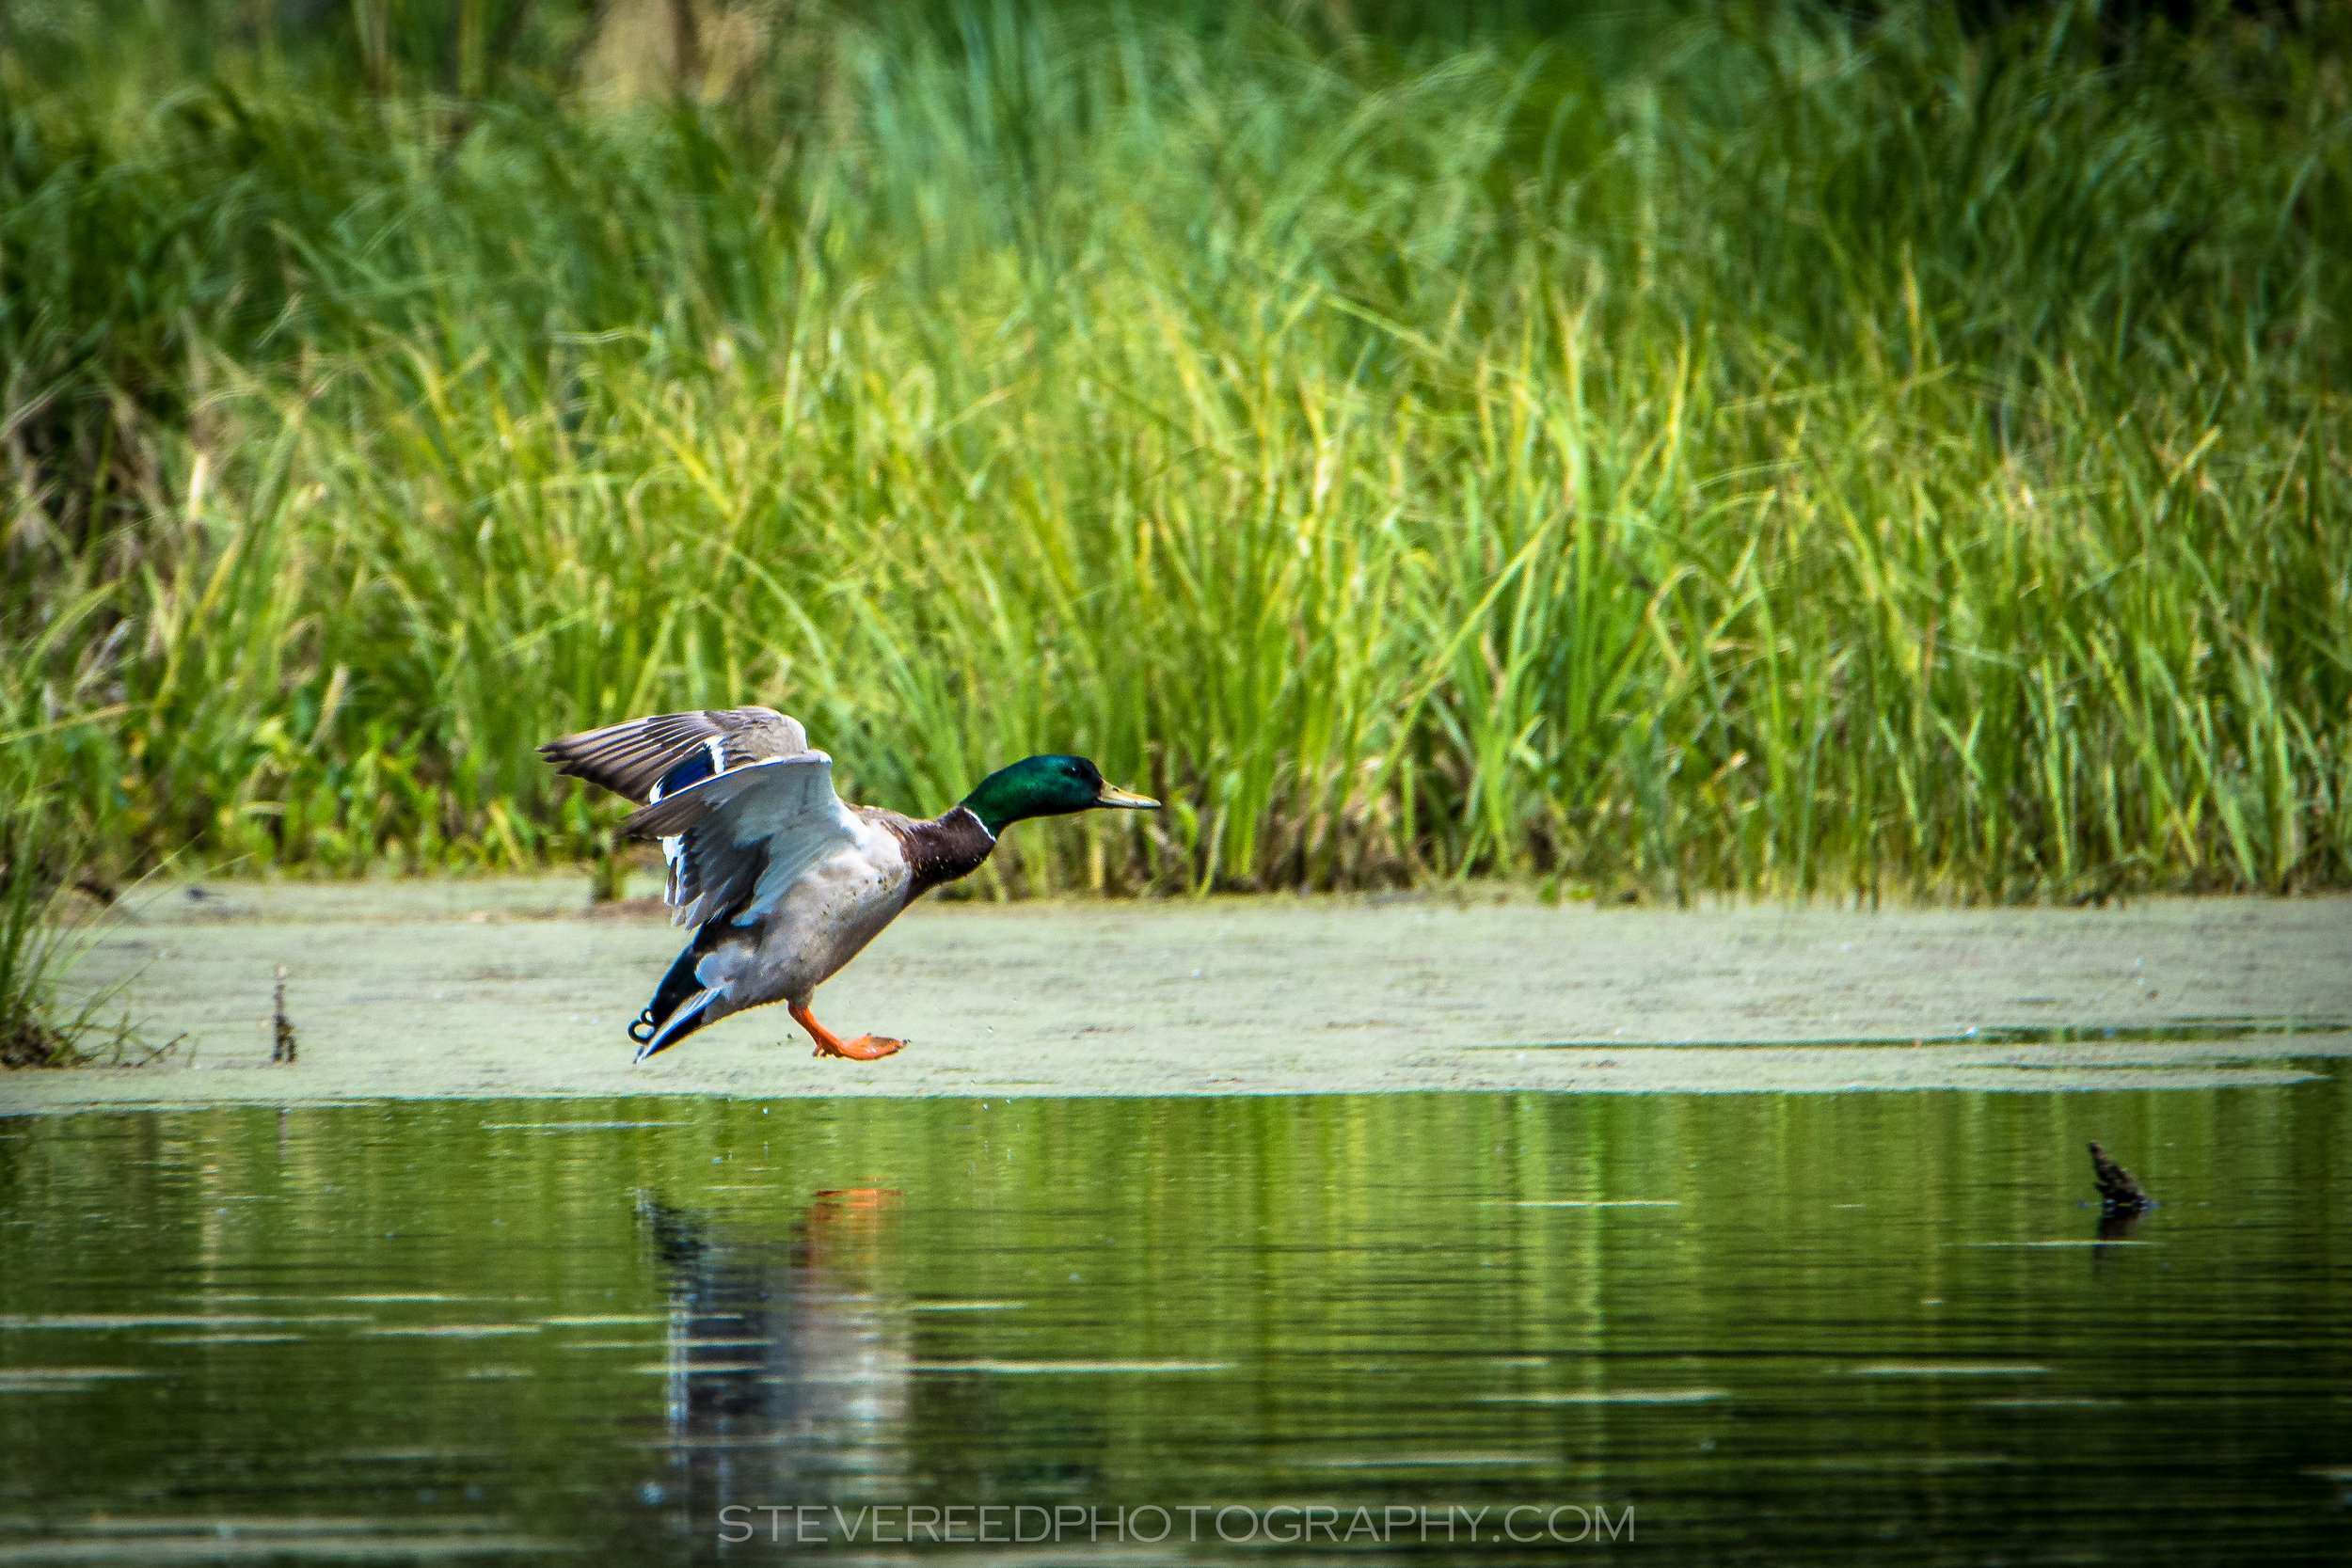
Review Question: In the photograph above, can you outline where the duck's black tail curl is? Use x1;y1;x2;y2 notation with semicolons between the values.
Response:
630;935;713;1047
635;989;723;1062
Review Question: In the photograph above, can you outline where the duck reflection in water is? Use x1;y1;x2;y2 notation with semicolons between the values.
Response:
637;1188;911;1514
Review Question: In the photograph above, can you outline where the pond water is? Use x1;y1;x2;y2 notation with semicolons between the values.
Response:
2;1080;2347;1564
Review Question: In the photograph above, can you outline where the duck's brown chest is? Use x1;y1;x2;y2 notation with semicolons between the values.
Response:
871;808;996;899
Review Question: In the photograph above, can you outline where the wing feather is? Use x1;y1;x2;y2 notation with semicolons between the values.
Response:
620;754;864;927
539;707;810;804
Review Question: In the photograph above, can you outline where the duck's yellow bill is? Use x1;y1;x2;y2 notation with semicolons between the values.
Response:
1094;784;1161;809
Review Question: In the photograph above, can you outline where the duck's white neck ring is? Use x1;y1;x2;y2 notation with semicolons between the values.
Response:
954;804;997;844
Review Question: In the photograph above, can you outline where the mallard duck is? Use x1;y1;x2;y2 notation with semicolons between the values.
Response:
540;707;1158;1063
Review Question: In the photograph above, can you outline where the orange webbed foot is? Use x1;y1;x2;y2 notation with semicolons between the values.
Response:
791;1003;905;1063
816;1034;904;1062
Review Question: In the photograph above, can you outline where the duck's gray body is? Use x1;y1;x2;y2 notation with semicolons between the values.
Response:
720;809;914;1009
681;801;997;1030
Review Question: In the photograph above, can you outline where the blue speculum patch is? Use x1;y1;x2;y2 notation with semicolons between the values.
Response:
654;748;719;800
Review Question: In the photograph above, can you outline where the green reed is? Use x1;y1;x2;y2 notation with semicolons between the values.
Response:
0;789;139;1067
3;2;2346;901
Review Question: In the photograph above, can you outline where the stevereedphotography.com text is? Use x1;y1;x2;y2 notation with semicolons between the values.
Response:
717;1503;1636;1547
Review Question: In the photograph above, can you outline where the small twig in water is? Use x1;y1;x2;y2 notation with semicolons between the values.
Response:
124;1033;187;1069
271;966;298;1065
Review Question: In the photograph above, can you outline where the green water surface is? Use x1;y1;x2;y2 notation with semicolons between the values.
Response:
2;1083;2347;1563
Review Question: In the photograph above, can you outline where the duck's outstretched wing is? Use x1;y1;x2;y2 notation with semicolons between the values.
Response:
539;707;811;805
619;755;865;927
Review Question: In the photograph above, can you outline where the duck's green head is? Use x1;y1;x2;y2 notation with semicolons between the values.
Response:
960;755;1160;836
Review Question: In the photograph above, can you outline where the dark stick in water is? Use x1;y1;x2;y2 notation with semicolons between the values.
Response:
2088;1141;2149;1212
271;966;298;1065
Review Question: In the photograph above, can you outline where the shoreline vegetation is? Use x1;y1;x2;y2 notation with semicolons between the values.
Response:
4;1;2348;919
0;794;145;1066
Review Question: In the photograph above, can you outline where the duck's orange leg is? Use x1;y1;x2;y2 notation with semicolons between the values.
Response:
790;1003;903;1062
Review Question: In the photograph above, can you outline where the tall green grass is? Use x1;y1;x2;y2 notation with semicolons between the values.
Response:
4;2;2347;901
0;792;135;1067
